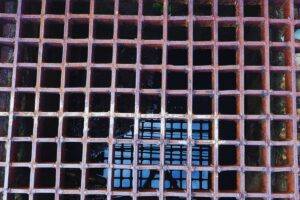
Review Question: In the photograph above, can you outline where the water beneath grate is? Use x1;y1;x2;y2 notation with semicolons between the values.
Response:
138;169;160;190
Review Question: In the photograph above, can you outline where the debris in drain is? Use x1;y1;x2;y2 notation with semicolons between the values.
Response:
150;2;164;15
271;121;289;141
271;96;288;115
270;72;286;91
269;2;285;18
271;146;289;167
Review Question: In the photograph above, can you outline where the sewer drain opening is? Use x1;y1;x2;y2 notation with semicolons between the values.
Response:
0;0;299;200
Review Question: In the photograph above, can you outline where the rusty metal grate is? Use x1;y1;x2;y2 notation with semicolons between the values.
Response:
0;0;299;199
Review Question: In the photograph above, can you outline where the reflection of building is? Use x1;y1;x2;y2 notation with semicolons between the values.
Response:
139;119;161;139
113;119;212;191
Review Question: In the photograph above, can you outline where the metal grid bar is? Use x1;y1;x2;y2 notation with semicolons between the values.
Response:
0;0;298;200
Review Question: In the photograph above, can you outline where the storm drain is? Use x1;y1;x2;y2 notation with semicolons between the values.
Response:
0;0;299;200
